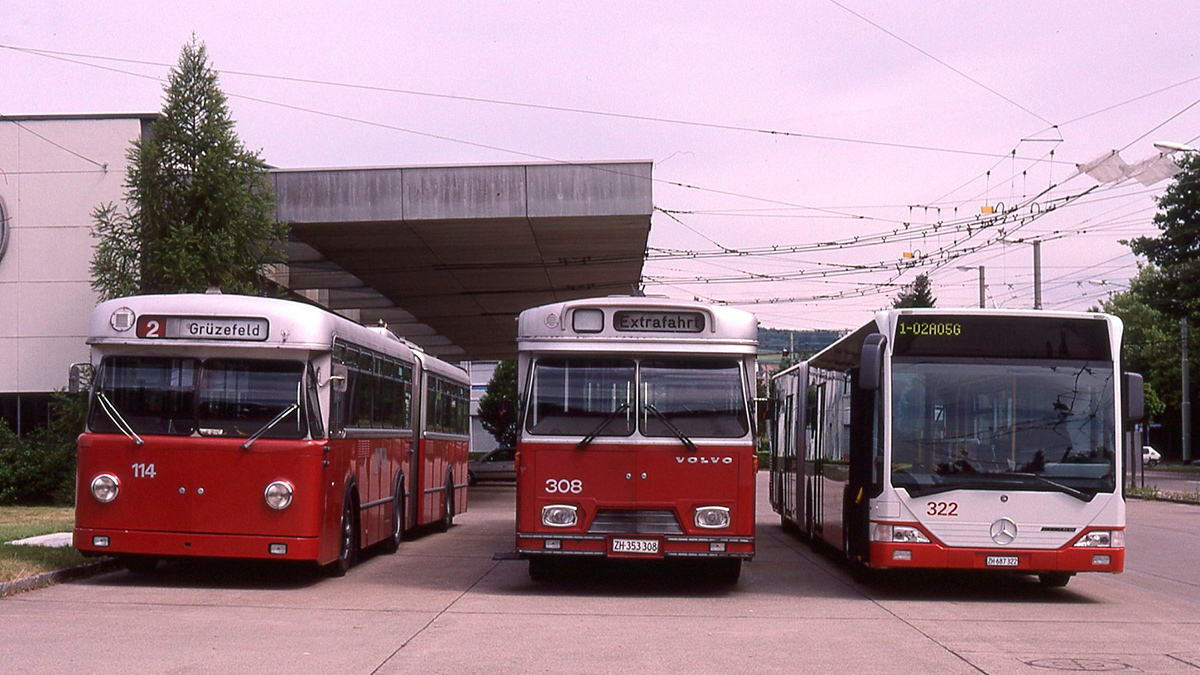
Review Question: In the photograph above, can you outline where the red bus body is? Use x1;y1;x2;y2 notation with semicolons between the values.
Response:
514;298;759;582
73;294;469;573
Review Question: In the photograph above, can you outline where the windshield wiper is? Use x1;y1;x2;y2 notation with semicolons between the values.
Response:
95;392;144;446
1007;472;1090;501
576;403;629;450
241;404;300;450
644;404;698;453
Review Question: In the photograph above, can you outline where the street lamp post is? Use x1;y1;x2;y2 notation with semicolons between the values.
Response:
956;266;985;308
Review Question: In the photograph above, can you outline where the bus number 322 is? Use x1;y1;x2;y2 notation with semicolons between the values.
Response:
545;479;583;494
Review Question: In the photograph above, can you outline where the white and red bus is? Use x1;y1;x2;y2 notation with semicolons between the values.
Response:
73;293;470;575
769;309;1144;587
514;297;759;583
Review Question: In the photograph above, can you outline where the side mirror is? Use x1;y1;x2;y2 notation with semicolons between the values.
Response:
1124;372;1145;423
859;333;887;391
329;363;349;393
68;362;94;394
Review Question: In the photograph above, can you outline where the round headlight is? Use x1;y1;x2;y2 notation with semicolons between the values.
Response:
91;474;120;503
264;481;294;510
694;506;731;529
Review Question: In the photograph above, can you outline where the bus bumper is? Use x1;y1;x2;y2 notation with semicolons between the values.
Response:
73;528;322;562
516;532;754;560
869;541;1124;573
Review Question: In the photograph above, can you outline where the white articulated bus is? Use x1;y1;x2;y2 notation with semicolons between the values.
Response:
769;309;1144;587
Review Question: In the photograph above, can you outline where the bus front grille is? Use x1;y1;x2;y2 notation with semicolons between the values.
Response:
588;510;682;534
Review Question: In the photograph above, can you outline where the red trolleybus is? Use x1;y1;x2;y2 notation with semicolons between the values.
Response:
73;293;470;575
769;309;1144;587
515;297;759;583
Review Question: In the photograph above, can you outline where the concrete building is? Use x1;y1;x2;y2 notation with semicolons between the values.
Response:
0;114;155;434
0;113;652;436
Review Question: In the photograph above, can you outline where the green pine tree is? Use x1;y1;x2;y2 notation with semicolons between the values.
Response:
91;37;287;299
893;273;937;308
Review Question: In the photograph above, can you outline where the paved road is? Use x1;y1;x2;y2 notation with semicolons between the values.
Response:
2;479;1199;674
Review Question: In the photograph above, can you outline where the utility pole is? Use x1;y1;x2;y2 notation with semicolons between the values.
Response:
1184;317;1192;463
1033;240;1042;310
977;266;986;308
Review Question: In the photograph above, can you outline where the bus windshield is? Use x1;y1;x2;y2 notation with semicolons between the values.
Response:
890;360;1116;499
525;356;748;439
526;358;636;436
90;356;309;439
641;358;749;438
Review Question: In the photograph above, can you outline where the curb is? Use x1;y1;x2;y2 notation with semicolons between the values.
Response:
0;558;119;598
1128;490;1200;506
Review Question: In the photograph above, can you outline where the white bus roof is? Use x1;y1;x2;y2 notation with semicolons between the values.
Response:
88;293;417;361
517;296;758;354
806;307;1120;372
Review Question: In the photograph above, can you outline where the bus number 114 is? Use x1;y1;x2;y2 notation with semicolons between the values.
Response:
132;463;157;479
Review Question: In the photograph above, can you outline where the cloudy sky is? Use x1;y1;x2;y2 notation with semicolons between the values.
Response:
3;1;1197;331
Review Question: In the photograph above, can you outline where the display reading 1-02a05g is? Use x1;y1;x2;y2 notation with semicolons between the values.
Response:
892;314;1111;360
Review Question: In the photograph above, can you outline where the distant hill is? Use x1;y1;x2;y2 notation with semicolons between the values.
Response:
758;327;843;359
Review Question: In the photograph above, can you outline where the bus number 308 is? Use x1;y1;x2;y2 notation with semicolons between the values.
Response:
545;479;583;494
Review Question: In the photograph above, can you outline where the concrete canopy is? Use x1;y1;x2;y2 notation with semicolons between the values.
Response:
274;162;652;361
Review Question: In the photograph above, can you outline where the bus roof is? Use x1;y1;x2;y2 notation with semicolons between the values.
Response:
516;296;758;354
88;293;418;360
806;307;1120;372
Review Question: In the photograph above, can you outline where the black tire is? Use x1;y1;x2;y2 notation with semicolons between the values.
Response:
326;490;359;577
780;514;798;535
380;478;404;554
122;556;158;575
1038;572;1072;588
468;471;478;486
528;556;559;581
712;558;742;585
437;475;454;532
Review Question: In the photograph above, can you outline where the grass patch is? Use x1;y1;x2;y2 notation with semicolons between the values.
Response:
1152;463;1200;473
0;506;86;584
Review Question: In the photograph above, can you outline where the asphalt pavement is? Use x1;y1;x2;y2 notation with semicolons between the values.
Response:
1;478;1199;674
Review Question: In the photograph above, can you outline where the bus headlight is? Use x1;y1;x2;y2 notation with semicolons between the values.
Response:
264;481;294;510
91;474;120;503
541;505;578;527
1074;530;1123;548
694;506;731;529
871;524;930;543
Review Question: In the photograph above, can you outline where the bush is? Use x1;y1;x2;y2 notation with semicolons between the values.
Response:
0;392;86;506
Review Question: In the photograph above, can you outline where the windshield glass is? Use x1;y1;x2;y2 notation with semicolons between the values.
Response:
891;360;1116;497
197;359;305;439
89;356;309;439
641;358;748;438
526;358;635;436
91;356;198;436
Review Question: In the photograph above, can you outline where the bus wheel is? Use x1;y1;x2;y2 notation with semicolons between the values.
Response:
381;480;404;554
528;556;559;581
327;492;359;577
437;476;454;532
713;558;742;585
122;556;158;575
1038;572;1072;588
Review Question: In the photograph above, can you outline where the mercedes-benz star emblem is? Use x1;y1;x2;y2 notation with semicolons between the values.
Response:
990;517;1018;546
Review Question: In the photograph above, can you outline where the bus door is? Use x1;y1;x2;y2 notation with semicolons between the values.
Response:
807;381;825;537
408;367;426;527
845;368;874;565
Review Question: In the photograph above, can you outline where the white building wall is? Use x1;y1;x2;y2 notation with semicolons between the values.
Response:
0;115;150;396
467;360;500;455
